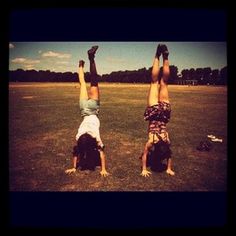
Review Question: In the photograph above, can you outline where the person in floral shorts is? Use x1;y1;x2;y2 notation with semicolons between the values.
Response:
140;44;175;177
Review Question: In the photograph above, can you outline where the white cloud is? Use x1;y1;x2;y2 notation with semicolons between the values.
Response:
12;58;26;63
24;64;35;70
11;57;40;64
9;43;14;49
56;61;69;65
42;51;71;59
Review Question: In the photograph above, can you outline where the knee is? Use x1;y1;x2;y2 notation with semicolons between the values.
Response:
160;78;168;86
91;81;98;87
162;73;169;83
151;74;158;82
163;70;170;79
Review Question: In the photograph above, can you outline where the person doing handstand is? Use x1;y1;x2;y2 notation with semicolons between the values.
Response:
140;44;175;177
65;46;109;177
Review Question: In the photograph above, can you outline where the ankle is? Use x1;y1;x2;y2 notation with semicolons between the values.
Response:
163;53;169;60
79;60;85;67
89;56;95;62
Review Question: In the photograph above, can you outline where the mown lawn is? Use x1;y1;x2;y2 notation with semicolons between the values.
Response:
9;83;227;191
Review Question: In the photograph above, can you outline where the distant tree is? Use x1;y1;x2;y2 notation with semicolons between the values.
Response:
188;68;195;80
101;74;109;83
9;65;226;85
169;65;178;84
202;67;212;84
195;68;204;83
181;69;189;80
10;69;26;82
210;69;219;85
219;66;227;85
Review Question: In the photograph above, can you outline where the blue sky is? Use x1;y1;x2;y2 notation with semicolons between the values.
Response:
9;42;227;75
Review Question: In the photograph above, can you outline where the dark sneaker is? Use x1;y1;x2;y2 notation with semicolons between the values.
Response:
155;44;163;58
88;45;99;58
161;44;169;58
79;60;85;67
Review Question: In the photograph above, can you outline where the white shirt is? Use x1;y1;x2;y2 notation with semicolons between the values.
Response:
76;115;103;146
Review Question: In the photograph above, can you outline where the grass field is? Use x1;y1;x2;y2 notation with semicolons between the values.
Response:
9;83;227;191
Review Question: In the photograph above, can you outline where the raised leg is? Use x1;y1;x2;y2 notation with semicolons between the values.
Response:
78;60;88;100
158;45;170;103
88;46;100;100
147;44;162;106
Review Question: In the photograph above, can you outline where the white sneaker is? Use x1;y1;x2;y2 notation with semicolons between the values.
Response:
211;138;223;142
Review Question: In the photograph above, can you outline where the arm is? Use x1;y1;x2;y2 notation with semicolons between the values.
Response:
166;132;170;144
65;156;78;174
99;150;109;177
140;141;152;177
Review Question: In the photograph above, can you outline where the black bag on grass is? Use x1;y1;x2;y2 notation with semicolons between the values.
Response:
196;140;212;152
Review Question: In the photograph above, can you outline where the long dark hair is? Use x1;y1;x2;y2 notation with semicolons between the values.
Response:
147;140;172;172
74;133;100;170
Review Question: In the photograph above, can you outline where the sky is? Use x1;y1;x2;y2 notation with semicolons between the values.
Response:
9;42;227;75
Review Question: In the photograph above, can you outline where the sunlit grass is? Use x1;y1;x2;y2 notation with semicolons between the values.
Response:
9;83;227;191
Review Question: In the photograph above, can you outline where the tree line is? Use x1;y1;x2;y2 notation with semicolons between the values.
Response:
9;65;227;85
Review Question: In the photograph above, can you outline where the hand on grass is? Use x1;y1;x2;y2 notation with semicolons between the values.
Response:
140;169;152;177
100;170;109;177
65;168;76;174
166;169;175;176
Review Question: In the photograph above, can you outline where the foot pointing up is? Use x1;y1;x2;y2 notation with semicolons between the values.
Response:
88;45;99;60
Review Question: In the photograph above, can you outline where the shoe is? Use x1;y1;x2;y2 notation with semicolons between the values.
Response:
79;60;85;67
207;135;216;139
161;44;169;58
211;138;223;142
88;45;99;59
155;44;163;58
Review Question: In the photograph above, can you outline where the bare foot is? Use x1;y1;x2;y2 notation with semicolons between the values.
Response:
166;169;175;176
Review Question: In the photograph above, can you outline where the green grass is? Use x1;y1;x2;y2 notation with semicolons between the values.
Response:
9;83;227;191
